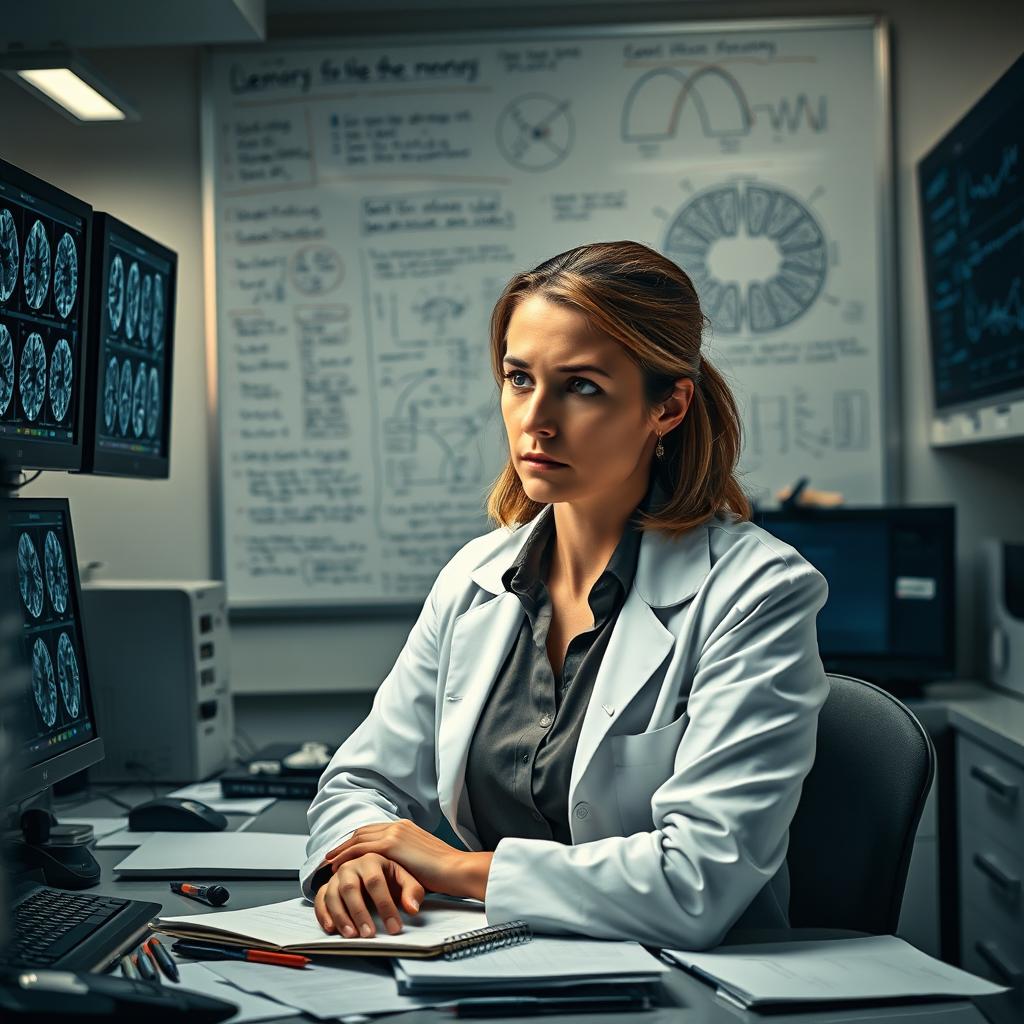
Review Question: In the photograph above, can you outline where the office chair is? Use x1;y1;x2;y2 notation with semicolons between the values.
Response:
786;672;936;934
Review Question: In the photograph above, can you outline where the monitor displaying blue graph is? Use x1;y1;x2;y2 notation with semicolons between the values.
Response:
918;52;1024;412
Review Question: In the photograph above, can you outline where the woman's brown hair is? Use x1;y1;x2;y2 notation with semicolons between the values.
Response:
485;240;751;538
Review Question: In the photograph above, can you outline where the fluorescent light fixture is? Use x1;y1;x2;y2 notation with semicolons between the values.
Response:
1;52;137;123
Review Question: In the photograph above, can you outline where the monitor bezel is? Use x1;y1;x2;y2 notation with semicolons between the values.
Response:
4;496;104;803
80;212;177;479
755;505;957;686
0;157;93;473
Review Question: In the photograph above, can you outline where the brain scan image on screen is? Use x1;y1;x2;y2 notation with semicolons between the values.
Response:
103;355;118;431
22;220;51;311
49;337;73;422
132;361;147;436
125;260;140;340
19;331;46;421
107;254;124;333
32;638;57;728
53;231;78;319
18;533;43;619
117;358;132;435
147;366;160;438
0;323;14;416
44;530;69;615
139;273;152;345
57;632;81;719
151;274;164;349
0;208;19;302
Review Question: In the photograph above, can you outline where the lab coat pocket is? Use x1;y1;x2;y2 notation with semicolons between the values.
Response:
612;712;689;833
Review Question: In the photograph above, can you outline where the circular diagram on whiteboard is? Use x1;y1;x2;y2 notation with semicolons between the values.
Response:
32;638;57;728
18;533;44;619
147;366;160;438
118;358;132;435
291;245;343;296
497;93;574;172
19;332;47;422
0;324;14;416
103;356;118;430
45;530;68;615
0;208;19;301
49;337;73;423
23;220;51;311
125;261;140;340
57;632;80;719
54;232;78;319
108;254;125;333
663;181;827;334
132;361;146;436
151;273;164;349
139;273;152;345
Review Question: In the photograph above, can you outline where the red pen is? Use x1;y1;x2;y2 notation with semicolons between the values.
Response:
171;939;310;969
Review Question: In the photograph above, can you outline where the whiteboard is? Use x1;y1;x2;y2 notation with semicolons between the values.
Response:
202;17;896;612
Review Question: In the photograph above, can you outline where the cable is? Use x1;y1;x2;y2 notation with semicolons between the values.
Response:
0;470;42;492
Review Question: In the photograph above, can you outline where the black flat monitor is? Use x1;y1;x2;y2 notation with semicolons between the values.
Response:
3;497;103;802
755;505;956;694
81;213;176;478
918;52;1024;415
0;158;92;472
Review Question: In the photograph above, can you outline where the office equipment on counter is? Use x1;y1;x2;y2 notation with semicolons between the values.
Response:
982;539;1024;697
0;157;92;474
166;780;275;815
172;940;310;970
218;741;330;800
754;505;955;695
171;882;231;907
82;579;232;783
157;896;531;959
661;934;1007;1011
920;52;1024;448
113;831;307;879
128;797;228;833
79;212;177;478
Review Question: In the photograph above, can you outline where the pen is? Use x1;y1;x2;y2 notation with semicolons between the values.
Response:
171;939;310;970
447;992;652;1017
119;954;140;980
133;943;158;983
146;937;180;983
169;881;230;907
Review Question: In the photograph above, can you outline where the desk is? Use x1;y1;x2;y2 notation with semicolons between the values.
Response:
54;786;992;1024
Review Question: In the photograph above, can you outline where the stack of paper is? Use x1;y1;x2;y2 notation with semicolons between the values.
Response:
167;781;276;815
113;832;307;878
662;935;1009;1010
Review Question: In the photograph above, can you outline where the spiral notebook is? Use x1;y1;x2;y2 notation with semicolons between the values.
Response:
155;896;531;960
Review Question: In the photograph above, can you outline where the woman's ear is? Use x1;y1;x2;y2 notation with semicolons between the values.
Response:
654;377;695;434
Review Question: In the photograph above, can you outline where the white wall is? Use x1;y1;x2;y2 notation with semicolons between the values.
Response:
2;1;1022;742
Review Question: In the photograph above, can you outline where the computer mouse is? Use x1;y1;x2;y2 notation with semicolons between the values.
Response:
127;798;228;832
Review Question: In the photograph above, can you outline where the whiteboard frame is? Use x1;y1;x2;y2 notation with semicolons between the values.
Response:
201;15;898;617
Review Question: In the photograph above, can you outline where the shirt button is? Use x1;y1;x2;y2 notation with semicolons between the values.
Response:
521;753;529;764
574;802;591;820
539;714;552;728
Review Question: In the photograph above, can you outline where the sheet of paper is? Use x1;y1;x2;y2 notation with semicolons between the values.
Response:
168;781;276;815
205;958;439;1019
176;962;293;1023
664;935;1009;1005
96;818;257;849
62;817;128;839
113;831;307;878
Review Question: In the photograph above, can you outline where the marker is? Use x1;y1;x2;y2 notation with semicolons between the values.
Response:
146;937;180;983
119;954;140;980
133;944;158;982
169;881;230;907
171;939;310;970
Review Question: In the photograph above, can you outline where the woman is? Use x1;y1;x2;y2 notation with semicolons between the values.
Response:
302;240;829;951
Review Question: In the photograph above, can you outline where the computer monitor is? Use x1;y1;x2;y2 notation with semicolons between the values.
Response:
0;158;92;472
755;505;956;693
81;213;176;478
919;52;1024;444
2;497;103;803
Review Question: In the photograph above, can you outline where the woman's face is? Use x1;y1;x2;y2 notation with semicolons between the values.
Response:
501;292;662;507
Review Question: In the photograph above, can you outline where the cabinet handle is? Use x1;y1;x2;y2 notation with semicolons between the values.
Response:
971;764;1020;801
973;852;1022;896
975;940;1022;985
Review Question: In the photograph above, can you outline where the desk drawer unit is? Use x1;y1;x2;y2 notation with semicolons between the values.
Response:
958;734;1024;857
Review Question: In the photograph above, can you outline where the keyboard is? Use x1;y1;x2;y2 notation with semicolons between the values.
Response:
4;883;161;972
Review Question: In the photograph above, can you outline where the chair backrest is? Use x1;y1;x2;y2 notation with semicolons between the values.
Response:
786;673;936;934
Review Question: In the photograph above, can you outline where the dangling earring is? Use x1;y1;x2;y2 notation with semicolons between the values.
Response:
655;432;665;459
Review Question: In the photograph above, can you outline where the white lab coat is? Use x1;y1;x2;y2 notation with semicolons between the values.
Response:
302;509;830;951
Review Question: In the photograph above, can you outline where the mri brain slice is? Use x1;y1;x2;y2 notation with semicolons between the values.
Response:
23;220;51;310
108;254;124;333
132;361;147;436
17;532;44;619
19;332;46;422
54;232;78;319
49;337;73;422
32;638;58;729
139;274;152;344
125;261;140;340
0;323;14;416
0;208;19;301
151;274;164;349
57;632;81;719
44;530;69;615
118;358;132;435
103;356;118;430
147;366;160;439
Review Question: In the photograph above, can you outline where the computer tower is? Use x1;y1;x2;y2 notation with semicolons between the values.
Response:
982;540;1024;698
81;581;233;782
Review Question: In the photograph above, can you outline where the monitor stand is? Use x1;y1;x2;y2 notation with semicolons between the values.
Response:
4;808;101;889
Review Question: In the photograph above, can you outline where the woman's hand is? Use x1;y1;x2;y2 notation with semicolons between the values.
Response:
313;852;425;938
325;819;494;902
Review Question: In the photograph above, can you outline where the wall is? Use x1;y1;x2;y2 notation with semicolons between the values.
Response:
1;0;1022;747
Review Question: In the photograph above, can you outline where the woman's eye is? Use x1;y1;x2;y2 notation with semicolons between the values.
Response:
503;371;600;396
